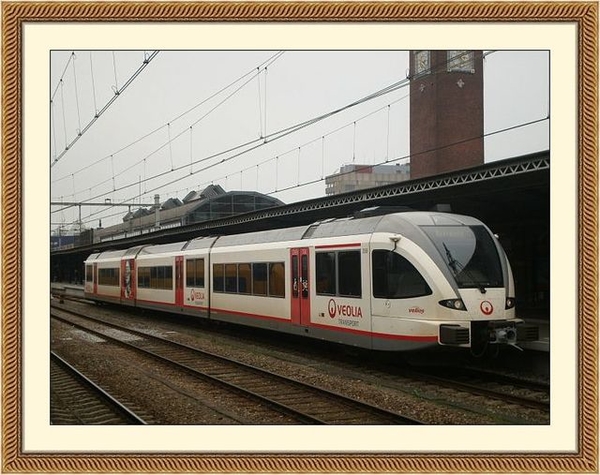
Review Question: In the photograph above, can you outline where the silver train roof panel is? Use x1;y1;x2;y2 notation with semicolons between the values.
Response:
138;242;187;255
213;226;309;248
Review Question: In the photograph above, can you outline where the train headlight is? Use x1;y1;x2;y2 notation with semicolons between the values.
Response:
439;299;467;311
505;297;515;309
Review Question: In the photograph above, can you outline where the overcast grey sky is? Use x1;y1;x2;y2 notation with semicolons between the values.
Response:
50;50;549;231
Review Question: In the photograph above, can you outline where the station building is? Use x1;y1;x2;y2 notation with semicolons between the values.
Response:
53;185;284;250
325;163;410;196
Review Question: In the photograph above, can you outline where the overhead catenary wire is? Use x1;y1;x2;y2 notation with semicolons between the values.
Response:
53;72;412;214
59;114;549;229
71;53;82;134
53;51;479;210
95;98;549;224
76;106;549;226
50;50;160;168
70;65;275;200
50;53;75;103
51;51;285;185
53;65;446;215
89;51;99;115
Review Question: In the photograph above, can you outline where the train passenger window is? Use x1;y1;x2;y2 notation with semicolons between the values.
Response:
238;264;251;294
136;266;172;290
225;264;238;293
252;263;267;295
213;264;225;292
98;267;119;286
85;265;93;282
186;258;205;287
316;252;336;295
148;266;173;290
372;251;432;299
338;251;362;297
138;267;150;288
269;262;285;298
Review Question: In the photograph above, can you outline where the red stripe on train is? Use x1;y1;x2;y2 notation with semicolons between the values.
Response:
103;296;438;343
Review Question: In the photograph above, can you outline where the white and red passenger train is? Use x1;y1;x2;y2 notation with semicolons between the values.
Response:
84;211;538;352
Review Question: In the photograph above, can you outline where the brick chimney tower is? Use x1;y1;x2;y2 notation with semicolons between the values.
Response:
409;51;484;179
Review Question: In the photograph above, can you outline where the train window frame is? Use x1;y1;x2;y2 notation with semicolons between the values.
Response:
98;267;119;286
137;267;150;288
338;250;362;298
315;252;336;296
316;250;362;298
137;265;173;290
252;263;268;296
372;250;432;299
186;258;205;288
212;261;285;297
213;263;225;292
268;262;285;298
85;265;93;283
238;263;252;294
225;263;238;293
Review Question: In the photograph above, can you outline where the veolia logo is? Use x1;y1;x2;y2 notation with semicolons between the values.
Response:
328;299;337;318
480;300;494;315
328;298;363;318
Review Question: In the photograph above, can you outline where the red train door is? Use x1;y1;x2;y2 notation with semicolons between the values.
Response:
175;256;184;307
290;247;310;325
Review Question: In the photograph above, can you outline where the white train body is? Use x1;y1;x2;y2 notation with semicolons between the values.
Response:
84;211;537;352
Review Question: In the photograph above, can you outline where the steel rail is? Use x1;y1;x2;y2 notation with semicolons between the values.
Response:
51;351;147;424
51;307;421;425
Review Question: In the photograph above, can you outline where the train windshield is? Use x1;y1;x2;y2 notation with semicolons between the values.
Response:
421;225;503;289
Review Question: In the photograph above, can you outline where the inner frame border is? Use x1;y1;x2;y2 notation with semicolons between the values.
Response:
2;2;598;473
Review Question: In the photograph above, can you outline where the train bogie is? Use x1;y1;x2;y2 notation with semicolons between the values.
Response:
83;211;538;353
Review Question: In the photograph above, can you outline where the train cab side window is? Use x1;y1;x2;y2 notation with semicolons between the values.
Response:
316;251;362;298
338;251;362;297
372;250;432;299
316;252;336;295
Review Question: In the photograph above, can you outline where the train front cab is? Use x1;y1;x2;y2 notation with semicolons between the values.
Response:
366;214;539;353
83;250;128;304
417;218;539;352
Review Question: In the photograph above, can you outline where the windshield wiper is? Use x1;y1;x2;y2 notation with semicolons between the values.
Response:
443;243;461;275
443;243;487;293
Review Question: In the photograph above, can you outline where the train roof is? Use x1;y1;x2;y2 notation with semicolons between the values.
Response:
212;211;483;248
85;211;484;260
137;241;187;256
85;249;129;261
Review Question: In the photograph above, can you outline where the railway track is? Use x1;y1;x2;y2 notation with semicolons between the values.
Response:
399;366;550;412
51;306;422;425
51;351;148;425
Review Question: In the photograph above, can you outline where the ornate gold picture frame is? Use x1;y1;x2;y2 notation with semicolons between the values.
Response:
2;1;598;473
